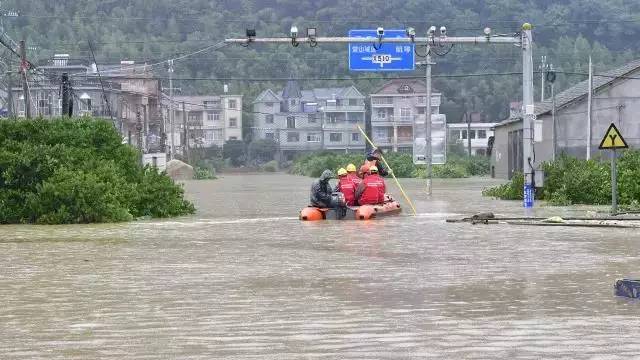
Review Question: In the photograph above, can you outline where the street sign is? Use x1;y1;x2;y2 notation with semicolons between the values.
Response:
598;123;629;215
599;123;629;150
348;30;415;71
413;114;446;165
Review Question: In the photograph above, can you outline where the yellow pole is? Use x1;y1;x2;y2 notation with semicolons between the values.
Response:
357;125;417;215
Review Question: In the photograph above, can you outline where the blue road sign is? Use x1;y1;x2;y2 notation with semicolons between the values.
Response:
348;29;415;71
524;183;534;208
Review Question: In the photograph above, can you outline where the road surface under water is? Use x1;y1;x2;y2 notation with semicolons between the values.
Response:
1;173;640;359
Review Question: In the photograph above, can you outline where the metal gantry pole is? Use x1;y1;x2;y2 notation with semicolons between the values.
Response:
425;44;433;195
587;56;593;160
521;24;535;208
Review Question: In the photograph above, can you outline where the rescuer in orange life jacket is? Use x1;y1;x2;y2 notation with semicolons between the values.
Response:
363;148;389;177
335;168;356;206
355;165;386;205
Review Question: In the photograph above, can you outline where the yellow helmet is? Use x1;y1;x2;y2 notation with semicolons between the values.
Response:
346;164;357;172
337;168;347;176
369;165;378;173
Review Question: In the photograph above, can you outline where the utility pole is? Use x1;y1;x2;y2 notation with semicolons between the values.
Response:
586;56;593;160
465;112;471;157
425;44;433;195
61;73;70;116
364;96;372;153
226;23;533;206
182;101;188;162
136;108;143;153
521;24;535;209
168;59;175;160
6;58;13;117
19;39;30;118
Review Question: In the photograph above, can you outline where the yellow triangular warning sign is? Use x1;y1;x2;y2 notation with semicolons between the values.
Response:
599;123;629;150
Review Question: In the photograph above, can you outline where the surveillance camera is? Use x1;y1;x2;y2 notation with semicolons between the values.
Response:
290;25;298;38
440;26;447;36
377;27;384;37
406;27;416;38
428;26;436;36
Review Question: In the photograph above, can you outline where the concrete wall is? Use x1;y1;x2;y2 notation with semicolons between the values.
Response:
493;77;640;179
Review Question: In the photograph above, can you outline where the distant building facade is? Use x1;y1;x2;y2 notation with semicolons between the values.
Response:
253;81;366;160
369;79;445;154
163;95;243;152
447;122;498;156
11;54;163;153
491;59;640;179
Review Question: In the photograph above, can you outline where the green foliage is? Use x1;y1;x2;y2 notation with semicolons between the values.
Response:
0;118;195;224
291;151;490;179
482;172;524;200
483;151;640;205
259;160;278;172
193;166;216;179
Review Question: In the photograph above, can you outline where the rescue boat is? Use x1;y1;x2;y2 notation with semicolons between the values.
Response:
299;195;402;221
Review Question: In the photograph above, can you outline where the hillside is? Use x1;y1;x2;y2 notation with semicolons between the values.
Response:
5;0;640;122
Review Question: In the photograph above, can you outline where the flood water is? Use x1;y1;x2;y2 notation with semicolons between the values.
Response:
2;173;640;359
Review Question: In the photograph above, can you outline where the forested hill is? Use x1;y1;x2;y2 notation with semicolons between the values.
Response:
6;0;640;122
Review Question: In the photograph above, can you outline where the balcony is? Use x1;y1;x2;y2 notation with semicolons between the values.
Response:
323;104;365;112
371;97;394;107
372;115;415;125
323;121;361;130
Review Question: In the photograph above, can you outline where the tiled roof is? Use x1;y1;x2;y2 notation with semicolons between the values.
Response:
496;58;640;128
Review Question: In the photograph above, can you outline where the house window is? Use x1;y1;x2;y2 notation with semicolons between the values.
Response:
265;102;273;108
207;112;215;121
417;107;425;114
376;109;386;119
38;98;49;116
347;112;361;122
287;116;295;129
329;133;342;142
327;114;338;123
461;130;467;139
290;99;296;106
400;108;411;118
265;132;275;140
287;132;299;142
307;133;320;142
349;99;357;106
188;113;199;123
229;136;238;140
266;114;274;124
352;133;360;142
205;131;214;141
450;130;460;139
478;130;487;139
308;114;317;123
229;118;238;128
228;99;237;109
203;100;218;108
469;130;476;139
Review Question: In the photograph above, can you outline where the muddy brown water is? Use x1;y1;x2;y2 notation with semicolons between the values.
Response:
1;174;640;359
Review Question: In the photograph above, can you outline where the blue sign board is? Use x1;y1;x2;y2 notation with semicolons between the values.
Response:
524;184;534;208
348;29;415;71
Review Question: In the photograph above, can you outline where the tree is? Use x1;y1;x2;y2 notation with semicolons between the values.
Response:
248;138;278;163
222;140;246;166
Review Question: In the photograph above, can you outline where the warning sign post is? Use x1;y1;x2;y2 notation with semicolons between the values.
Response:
598;123;629;214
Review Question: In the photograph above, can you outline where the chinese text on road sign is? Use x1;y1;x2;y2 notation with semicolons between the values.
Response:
348;30;415;71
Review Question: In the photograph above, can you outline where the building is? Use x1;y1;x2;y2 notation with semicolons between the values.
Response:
11;54;164;153
447;122;498;156
491;58;640;179
253;80;366;160
369;79;445;156
163;95;243;152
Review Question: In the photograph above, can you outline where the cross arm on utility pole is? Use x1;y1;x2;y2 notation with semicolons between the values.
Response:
224;36;521;45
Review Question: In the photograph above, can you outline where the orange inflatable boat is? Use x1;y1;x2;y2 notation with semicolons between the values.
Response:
299;197;401;221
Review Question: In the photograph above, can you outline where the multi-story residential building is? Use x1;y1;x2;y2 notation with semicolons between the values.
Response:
369;79;444;154
253;80;366;160
163;95;243;152
447;122;498;156
11;54;163;152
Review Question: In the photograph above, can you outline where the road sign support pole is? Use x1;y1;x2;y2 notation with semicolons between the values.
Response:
425;44;433;195
611;148;618;215
521;24;535;209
